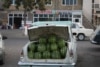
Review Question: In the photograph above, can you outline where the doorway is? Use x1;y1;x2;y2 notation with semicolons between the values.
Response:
14;17;22;29
8;12;25;29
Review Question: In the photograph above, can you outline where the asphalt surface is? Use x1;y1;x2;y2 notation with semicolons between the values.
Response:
76;41;100;67
0;29;28;39
0;29;100;67
0;29;28;67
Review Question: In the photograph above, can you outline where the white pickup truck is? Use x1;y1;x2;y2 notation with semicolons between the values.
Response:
18;21;77;67
71;23;94;41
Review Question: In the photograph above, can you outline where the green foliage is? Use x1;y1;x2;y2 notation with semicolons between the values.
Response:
2;0;46;11
15;0;22;9
2;0;12;8
38;0;45;10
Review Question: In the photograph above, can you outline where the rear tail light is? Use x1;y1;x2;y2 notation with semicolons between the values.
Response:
69;49;74;58
69;49;75;63
20;50;24;58
20;50;24;62
21;50;23;56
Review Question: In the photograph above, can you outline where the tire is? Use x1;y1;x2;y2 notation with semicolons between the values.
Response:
77;34;85;41
0;53;5;65
0;59;4;65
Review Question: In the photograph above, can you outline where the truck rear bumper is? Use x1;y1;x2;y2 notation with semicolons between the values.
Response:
18;61;75;67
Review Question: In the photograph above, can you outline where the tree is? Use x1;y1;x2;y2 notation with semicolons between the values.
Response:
2;0;46;26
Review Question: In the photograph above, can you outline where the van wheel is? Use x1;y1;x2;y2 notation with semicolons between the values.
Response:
0;59;4;65
0;54;5;65
77;34;85;41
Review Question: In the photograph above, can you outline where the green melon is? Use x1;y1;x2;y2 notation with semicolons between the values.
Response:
28;50;34;59
39;37;46;44
43;51;51;59
50;43;58;51
51;51;61;59
46;44;50;50
34;52;42;59
48;35;56;43
37;44;46;52
60;47;67;58
28;43;35;51
58;39;65;48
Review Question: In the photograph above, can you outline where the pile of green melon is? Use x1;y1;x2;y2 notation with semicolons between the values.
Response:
27;34;68;59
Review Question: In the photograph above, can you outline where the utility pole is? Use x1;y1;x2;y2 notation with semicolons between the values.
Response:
54;0;57;21
72;0;74;10
72;0;75;23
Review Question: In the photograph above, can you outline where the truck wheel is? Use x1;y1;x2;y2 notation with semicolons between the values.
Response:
77;34;85;41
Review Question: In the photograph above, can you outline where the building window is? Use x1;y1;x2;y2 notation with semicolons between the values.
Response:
59;12;72;21
33;12;72;22
96;11;100;14
9;14;13;16
62;0;77;5
95;4;99;8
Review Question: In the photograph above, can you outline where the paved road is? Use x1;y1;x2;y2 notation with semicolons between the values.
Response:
0;30;100;67
0;38;28;67
0;29;27;39
76;41;100;67
0;29;28;67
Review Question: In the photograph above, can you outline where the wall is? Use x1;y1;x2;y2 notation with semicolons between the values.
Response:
45;0;83;10
83;0;92;22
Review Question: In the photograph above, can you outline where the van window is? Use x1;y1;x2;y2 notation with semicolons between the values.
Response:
71;24;76;28
97;30;100;35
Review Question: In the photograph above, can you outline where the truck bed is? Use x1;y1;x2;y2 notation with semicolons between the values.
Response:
22;42;71;64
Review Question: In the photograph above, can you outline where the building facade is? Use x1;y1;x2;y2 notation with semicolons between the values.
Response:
83;0;100;27
0;0;83;29
83;0;92;22
92;0;100;27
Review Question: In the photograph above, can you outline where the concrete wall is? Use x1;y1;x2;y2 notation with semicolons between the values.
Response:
45;0;83;10
83;0;92;22
94;0;100;4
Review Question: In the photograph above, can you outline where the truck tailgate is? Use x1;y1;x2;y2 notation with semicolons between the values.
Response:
18;61;75;67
